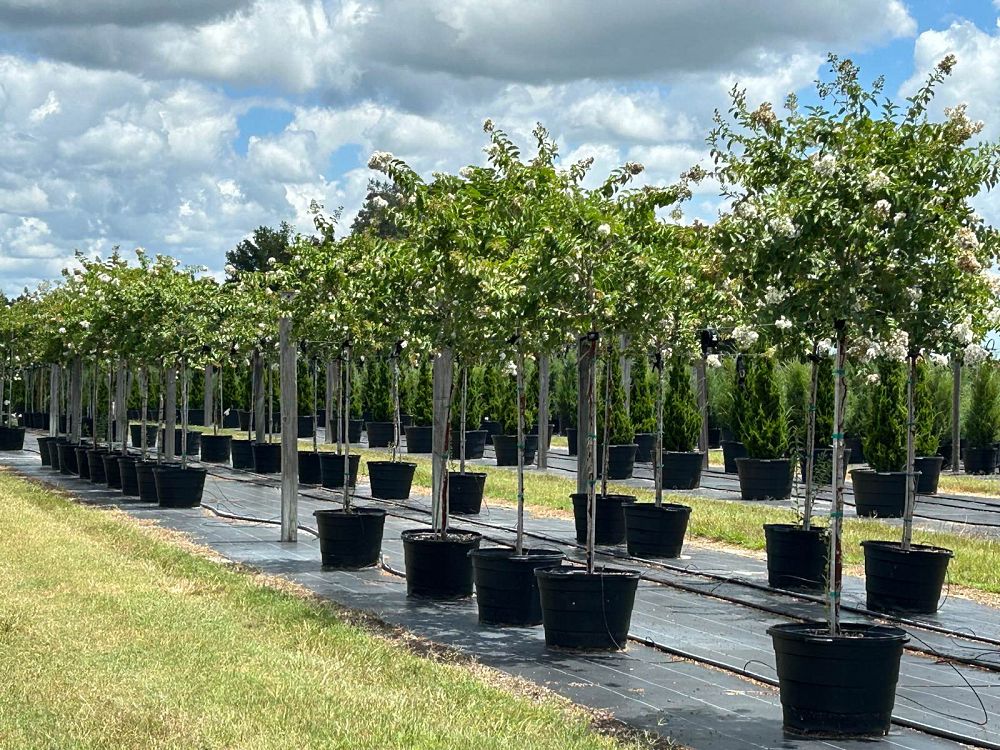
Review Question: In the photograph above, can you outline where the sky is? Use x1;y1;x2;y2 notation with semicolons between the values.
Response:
1;0;999;295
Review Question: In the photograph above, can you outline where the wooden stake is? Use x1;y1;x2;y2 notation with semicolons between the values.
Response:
576;337;589;496
902;354;918;550
828;324;847;636
253;349;265;444
537;354;550;470
203;364;213;432
48;363;59;437
324;359;335;445
951;359;961;472
69;356;83;443
164;363;177;461
696;356;709;469
802;353;820;530
279;317;298;542
431;348;453;537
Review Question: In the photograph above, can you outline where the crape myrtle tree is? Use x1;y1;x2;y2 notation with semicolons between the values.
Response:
711;53;1000;633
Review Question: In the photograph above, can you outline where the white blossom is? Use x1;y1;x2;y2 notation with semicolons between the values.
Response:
407;195;417;205
459;166;474;180
952;321;975;345
763;285;785;305
866;169;890;190
893;212;907;224
98;273;111;283
79;320;90;329
929;352;950;367
883;329;909;361
58;326;66;334
873;199;892;219
224;263;236;276
867;373;880;385
812;153;837;176
597;224;611;237
367;150;394;170
958;250;981;273
774;316;792;330
964;343;989;366
735;201;758;220
267;256;276;265
768;215;798;239
706;354;722;368
955;226;980;251
732;325;759;350
372;196;389;210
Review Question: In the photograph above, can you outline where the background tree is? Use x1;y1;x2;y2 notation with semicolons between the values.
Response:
226;222;295;274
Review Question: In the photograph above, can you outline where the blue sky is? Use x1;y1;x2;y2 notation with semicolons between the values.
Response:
0;0;998;295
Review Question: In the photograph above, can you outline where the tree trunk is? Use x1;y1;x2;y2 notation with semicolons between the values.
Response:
654;353;664;507
537;354;550;470
459;366;467;474
696;356;709;469
279;317;298;542
431;348;454;537
139;366;149;459
325;360;335;445
827;324;848;636
253;349;265;444
576;337;589;495
586;335;598;574
203;364;213;433
48;363;59;437
951;359;961;473
311;359;319;453
516;350;526;555
391;355;402;463
902;354;918;550
600;344;611;498
802;354;820;530
342;346;352;511
117;361;128;456
164;363;177;461
180;360;189;470
69;356;83;443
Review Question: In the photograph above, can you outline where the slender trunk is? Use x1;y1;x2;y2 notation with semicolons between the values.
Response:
654;352;664;507
515;350;526;555
586;335;598;574
391;355;401;463
951;359;961;472
600;345;611;498
106;362;113;448
576;338;589;494
902;354;918;550
91;358;98;441
266;360;273;444
253;349;265;444
459;366;467;474
180;360;188;470
69;356;83;443
334;358;343;454
216;363;223;436
431;348;454;538
164;363;177;461
312;359;318;453
279;316;298;542
139;367;149;460
342;347;352;511
802;354;820;530
117;360;128;456
827;324;847;636
537;354;550;470
696;356;709;469
203;364;213;436
156;365;165;464
48;363;59;437
324;360;335;445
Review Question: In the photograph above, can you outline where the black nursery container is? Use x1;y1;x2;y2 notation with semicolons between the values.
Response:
566;426;578;456
74;445;91;479
708;427;722;448
736;457;792;501
633;432;656;463
297;415;315;439
298;451;322;485
597;444;637;480
623;502;691;558
154;465;207;508
801;448;851;485
720;440;747;473
851;470;911;518
492;434;536;466
252;442;281;474
130;423;158;450
57;442;79;475
536;565;640;650
47;438;65;469
861;540;953;614
37;436;55;466
768;622;907;737
914;455;944;494
117;455;140;496
448;471;486;514
570;493;635;545
660;451;704;490
367;460;416;499
86;448;108;484
470;547;565;626
230;439;254;470
366;421;395;448
401;528;482;599
134;460;161;502
450;429;487;460
481;420;503;445
313;507;387;569
159;429;200;457
101;452;122;489
318;452;360;489
0;426;25;451
199;434;232;463
404;425;433;454
764;524;828;591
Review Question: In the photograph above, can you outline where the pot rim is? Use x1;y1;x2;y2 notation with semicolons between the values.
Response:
860;539;954;557
468;546;564;561
768;621;908;644
570;492;637;503
367;460;417;468
763;522;828;535
400;527;482;544
313;506;387;518
535;564;640;580
735;456;790;465
624;501;692;514
849;469;920;478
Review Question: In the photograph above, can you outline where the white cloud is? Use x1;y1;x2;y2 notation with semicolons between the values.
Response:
28;90;59;122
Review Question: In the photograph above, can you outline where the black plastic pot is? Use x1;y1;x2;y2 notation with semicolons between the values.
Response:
318;452;360;489
800;448;851;485
597;444;637;479
570;493;635;545
230;439;254;470
102;453;122;488
298;451;321;484
660;451;704;490
708;427;722;448
721;440;747;473
200;434;232;463
536;565;640;650
159;429;201;456
938;438;965;470
470;547;565;626
964;445;996;474
448;471;486;514
633;432;656;463
481;420;503;445
404;425;433;454
57;442;79;475
566;426;577;456
87;449;108;484
297;415;315;439
368;460;416;499
735;457;792;501
861;540;953;614
764;524;828;591
75;445;93;479
237;409;251;431
222;409;241;429
528;423;555;451
48;438;66;470
252;442;281;474
314;507;387;568
401;528;482;599
851;470;910;518
154;465;207;508
914;455;943;494
37;436;55;466
117;456;139;496
134;460;162;502
0;426;25;451
623;502;691;558
492;434;537;466
130;423;158;450
768;622;907;737
844;434;866;464
450;429;487;460
187;408;205;426
366;421;395;448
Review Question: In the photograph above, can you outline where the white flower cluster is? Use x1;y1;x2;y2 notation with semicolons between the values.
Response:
775;316;792;330
883;329;909;361
459;166;474;180
706;354;722;368
735;201;758;220
98;273;111;283
866;169;890;190
893;212;906;224
958;250;981;274
367;150;394;171
928;352;950;366
952;319;975;345
372;196;389;210
763;285;786;305
224;263;236;275
954;226;980;251
597;223;611;237
80;320;90;329
964;343;989;366
867;373;880;385
873;199;892;220
944;103;985;142
732;325;759;350
768;215;798;239
750;102;777;128
812;153;837;177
